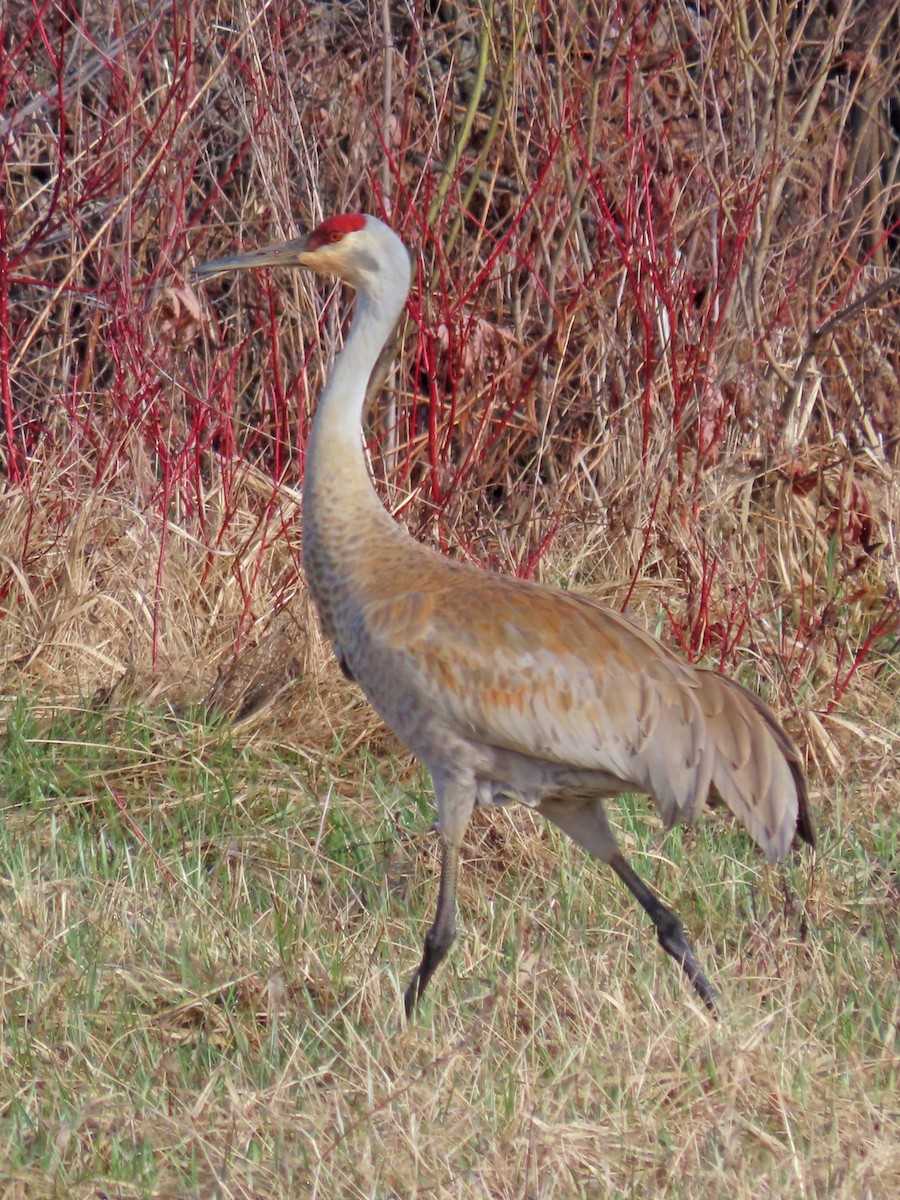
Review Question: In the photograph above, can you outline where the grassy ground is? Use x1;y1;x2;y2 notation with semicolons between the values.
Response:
0;699;897;1199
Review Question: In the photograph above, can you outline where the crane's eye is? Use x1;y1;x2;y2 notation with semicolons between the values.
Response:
328;230;342;244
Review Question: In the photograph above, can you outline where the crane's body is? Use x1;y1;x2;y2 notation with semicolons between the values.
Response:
195;214;814;1014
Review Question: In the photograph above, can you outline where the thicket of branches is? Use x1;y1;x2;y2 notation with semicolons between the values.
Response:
2;1;899;776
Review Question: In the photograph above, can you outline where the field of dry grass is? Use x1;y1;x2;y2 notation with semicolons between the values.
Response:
2;1;899;1197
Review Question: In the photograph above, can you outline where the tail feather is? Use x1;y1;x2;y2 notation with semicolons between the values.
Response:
698;671;814;860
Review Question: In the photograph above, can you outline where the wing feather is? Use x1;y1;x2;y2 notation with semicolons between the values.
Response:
358;561;807;860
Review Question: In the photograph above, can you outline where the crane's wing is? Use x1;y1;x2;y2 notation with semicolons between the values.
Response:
361;564;808;861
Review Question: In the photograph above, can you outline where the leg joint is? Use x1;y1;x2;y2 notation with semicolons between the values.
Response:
424;921;456;958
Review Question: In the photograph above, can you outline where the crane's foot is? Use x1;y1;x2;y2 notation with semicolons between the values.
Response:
403;972;424;1019
404;830;465;1018
653;907;718;1010
404;924;454;1018
610;852;717;1013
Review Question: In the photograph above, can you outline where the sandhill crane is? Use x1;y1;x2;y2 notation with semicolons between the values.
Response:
194;213;814;1015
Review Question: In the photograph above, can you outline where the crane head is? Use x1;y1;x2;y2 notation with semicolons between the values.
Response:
191;213;411;302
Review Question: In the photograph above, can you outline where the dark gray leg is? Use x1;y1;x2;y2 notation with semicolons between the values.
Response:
539;796;717;1010
404;838;461;1016
404;774;475;1017
609;852;717;1009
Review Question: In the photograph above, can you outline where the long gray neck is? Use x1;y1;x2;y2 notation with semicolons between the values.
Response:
301;281;409;622
303;288;398;515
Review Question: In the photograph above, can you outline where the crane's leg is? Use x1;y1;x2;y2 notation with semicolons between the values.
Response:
607;851;716;1009
540;797;717;1010
404;775;475;1017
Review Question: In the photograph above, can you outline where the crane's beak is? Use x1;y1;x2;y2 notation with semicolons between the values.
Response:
190;234;311;282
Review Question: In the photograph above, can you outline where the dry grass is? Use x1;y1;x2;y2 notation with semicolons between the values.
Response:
0;705;897;1198
2;1;900;1196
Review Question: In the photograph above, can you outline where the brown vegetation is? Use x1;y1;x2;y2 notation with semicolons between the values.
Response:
3;2;898;741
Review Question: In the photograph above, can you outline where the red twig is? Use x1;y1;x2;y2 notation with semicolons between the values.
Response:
110;788;178;885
